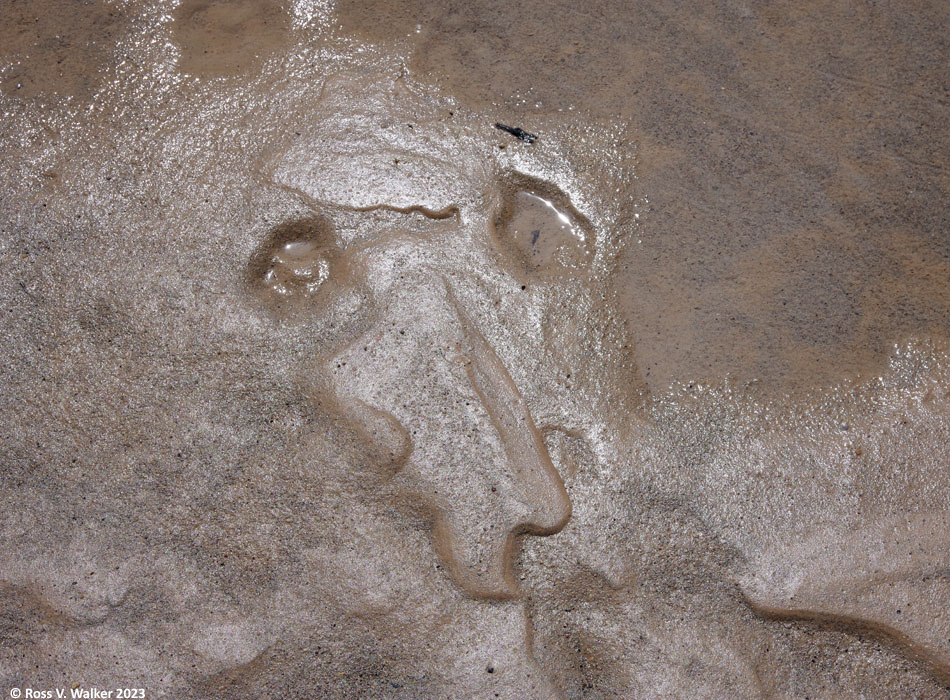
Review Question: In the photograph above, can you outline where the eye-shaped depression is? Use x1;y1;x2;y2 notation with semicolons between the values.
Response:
246;216;351;316
263;239;331;296
492;175;594;278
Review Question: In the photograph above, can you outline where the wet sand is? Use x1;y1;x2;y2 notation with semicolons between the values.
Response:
1;1;948;698
338;0;950;395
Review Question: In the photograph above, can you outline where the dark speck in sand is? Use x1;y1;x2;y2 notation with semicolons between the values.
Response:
494;122;537;143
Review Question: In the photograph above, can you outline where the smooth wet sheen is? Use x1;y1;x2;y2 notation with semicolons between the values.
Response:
498;192;590;273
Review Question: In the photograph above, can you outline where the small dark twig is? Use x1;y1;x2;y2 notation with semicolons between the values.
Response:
495;123;537;143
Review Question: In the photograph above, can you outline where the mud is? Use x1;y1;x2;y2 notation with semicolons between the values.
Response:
0;0;128;99
1;0;948;698
173;0;290;76
493;176;594;277
339;0;950;394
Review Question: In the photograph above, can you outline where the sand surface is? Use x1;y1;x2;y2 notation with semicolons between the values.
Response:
1;1;948;697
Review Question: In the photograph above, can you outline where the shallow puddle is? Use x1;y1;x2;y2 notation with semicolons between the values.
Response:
496;191;591;273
